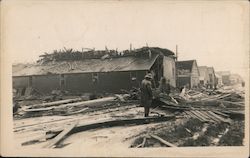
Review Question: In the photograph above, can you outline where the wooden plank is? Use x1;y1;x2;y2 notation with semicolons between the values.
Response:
24;97;116;112
185;111;203;122
53;96;116;109
194;110;210;121
51;115;175;135
198;111;219;123
189;111;207;122
194;110;214;123
62;108;88;115
207;111;232;124
22;133;56;146
29;98;83;108
136;137;147;148
170;96;178;104
219;100;244;106
149;134;177;147
212;110;230;118
43;122;77;148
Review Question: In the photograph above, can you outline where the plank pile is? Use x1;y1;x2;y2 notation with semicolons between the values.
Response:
182;110;232;124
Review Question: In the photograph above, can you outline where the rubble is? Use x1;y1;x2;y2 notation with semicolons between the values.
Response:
13;84;245;148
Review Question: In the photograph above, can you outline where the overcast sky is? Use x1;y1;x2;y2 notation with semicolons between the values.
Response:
2;0;249;79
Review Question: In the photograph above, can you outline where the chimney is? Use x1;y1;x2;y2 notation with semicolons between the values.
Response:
130;43;132;51
148;49;152;59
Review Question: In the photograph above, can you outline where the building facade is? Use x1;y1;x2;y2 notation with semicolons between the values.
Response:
176;60;200;89
13;47;177;95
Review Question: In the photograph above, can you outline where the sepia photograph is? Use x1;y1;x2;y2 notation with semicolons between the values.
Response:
1;0;249;157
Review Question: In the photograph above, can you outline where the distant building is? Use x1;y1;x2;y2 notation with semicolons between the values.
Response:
216;71;231;86
215;73;223;87
207;67;216;88
229;74;243;85
176;60;200;89
13;47;176;95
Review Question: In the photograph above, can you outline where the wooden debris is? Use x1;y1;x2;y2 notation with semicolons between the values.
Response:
52;115;175;135
170;96;178;104
194;110;214;123
136;137;147;148
43;122;78;148
198;110;220;123
24;97;116;112
207;111;232;124
149;134;177;147
29;98;83;109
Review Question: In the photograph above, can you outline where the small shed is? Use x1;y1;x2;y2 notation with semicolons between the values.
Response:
176;60;200;89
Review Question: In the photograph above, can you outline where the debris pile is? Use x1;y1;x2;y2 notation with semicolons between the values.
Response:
13;84;245;149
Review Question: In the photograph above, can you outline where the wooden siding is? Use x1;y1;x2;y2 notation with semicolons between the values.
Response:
191;62;200;88
12;70;148;94
163;56;176;87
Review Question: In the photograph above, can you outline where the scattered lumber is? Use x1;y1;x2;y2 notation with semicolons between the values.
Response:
194;110;214;123
43;122;78;148
219;100;244;106
223;110;245;119
189;111;208;122
48;115;176;136
198;110;220;123
207;111;232;124
28;98;83;109
212;110;230;118
149;134;176;147
24;96;117;112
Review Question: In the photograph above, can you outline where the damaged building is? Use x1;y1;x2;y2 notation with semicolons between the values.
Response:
12;47;176;95
176;60;200;89
199;66;216;88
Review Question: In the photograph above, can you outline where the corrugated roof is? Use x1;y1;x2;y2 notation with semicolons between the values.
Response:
176;60;195;71
13;54;159;76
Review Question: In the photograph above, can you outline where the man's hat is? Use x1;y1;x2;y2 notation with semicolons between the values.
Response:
145;73;153;79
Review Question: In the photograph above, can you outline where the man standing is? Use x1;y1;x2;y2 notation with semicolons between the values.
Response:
141;73;153;117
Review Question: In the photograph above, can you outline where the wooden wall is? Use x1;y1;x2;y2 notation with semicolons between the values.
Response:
13;70;147;94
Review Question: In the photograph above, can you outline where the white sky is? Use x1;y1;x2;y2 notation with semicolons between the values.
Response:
2;0;249;79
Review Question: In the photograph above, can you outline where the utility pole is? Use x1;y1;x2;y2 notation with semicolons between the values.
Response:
175;45;178;88
176;45;178;61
